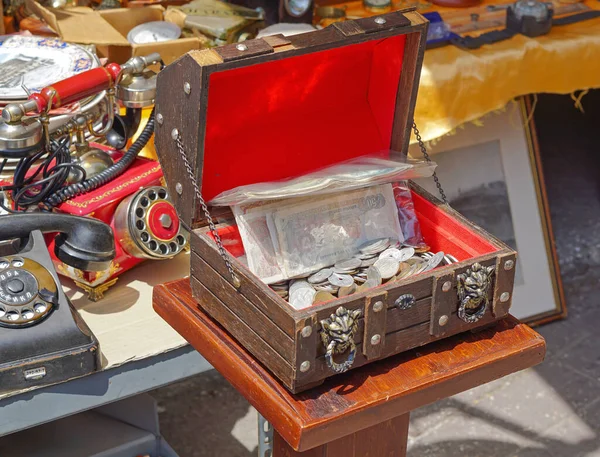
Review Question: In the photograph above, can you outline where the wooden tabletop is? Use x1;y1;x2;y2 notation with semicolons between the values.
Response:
153;278;546;452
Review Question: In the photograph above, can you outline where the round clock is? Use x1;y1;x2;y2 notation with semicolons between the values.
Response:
363;0;392;9
284;0;312;17
127;22;181;45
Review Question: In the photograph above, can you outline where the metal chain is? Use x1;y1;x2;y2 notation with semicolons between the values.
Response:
412;122;448;205
172;123;444;287
172;130;241;288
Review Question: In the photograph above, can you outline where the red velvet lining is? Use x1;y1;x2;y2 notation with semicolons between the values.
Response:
411;192;497;259
208;190;499;263
202;35;407;202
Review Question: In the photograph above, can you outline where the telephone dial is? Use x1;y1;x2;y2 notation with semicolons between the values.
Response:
0;213;115;391
0;51;188;300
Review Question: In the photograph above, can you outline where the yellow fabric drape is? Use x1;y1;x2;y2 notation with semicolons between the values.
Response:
417;17;600;141
317;1;600;142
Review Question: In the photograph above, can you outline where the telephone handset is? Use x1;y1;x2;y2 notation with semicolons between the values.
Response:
0;213;115;390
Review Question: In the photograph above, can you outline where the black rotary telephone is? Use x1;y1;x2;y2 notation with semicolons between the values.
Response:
0;213;115;391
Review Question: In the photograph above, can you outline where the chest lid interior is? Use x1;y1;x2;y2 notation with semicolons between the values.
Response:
154;9;429;227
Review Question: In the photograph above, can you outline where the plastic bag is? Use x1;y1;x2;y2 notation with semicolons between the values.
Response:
209;155;436;207
234;183;404;284
393;181;426;248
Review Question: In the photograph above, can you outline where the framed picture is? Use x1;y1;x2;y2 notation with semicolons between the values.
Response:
411;97;566;325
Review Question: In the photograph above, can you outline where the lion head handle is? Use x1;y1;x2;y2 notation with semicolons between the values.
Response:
457;263;495;323
320;306;362;355
320;306;362;374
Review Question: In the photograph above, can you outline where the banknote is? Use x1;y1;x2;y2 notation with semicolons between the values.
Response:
233;208;285;284
270;184;404;279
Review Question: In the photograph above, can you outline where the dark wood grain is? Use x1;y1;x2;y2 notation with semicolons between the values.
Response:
333;20;365;37
295;315;318;382
390;19;428;160
493;252;517;318
190;277;295;385
191;253;294;359
153;278;546;452
216;39;274;62
191;238;295;335
362;291;388;360
154;52;206;228
429;271;456;337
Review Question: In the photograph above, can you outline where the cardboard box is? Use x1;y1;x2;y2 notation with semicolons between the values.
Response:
26;1;203;64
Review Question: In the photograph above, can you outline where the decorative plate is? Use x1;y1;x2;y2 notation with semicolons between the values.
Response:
0;36;99;101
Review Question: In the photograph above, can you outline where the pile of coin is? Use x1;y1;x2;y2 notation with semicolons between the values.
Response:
270;238;459;309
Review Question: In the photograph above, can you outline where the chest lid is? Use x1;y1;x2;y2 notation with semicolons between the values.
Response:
154;9;428;228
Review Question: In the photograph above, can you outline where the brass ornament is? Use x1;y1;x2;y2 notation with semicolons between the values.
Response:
320;306;362;374
457;263;495;323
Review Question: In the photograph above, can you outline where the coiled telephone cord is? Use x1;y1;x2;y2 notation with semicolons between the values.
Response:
42;108;155;210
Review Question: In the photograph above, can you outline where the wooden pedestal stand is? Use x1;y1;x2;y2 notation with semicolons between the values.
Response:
153;279;546;456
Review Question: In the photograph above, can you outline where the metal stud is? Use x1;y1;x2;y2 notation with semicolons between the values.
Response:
504;260;515;271
175;183;183;195
156;113;163;125
439;315;449;326
301;326;312;338
371;334;381;345
373;301;384;313
300;361;311;372
183;82;191;95
442;281;452;292
374;17;387;25
500;292;511;303
171;128;179;140
236;43;248;51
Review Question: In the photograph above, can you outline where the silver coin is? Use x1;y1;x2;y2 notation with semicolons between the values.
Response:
447;254;459;263
423;251;445;272
315;284;338;293
308;268;333;284
328;273;354;287
358;252;378;260
366;266;382;285
290;287;316;309
379;246;415;262
359;238;390;255
334;258;361;271
379;248;402;261
289;279;311;294
397;247;415;262
360;256;378;268
373;257;400;279
405;258;427;277
334;268;359;276
363;278;380;289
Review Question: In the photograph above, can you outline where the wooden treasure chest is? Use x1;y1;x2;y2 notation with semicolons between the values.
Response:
153;9;517;393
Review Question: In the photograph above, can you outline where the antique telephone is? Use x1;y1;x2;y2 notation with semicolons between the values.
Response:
0;213;115;390
0;52;162;210
0;52;187;300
